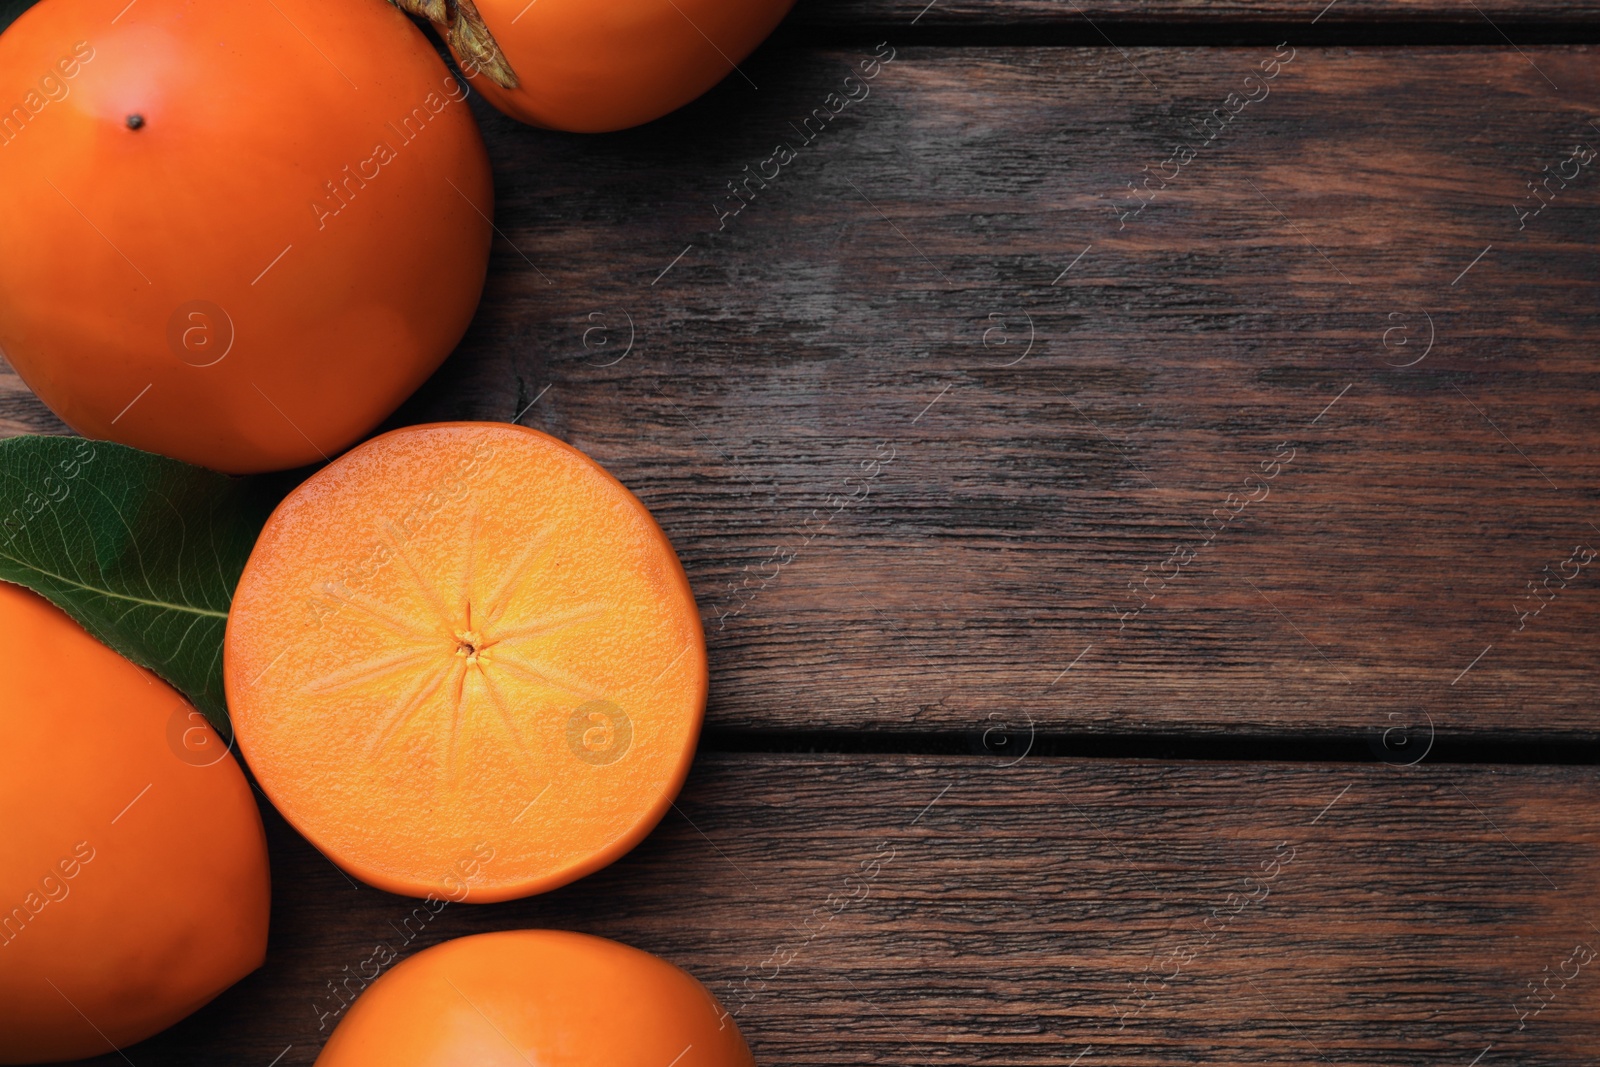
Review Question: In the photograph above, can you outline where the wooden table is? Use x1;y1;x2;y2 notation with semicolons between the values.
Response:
7;1;1597;1063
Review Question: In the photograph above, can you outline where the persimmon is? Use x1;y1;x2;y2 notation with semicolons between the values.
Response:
415;0;795;132
316;930;752;1067
0;0;493;474
0;583;270;1064
226;422;706;902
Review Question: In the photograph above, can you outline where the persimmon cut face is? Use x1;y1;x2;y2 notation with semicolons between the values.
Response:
225;424;706;902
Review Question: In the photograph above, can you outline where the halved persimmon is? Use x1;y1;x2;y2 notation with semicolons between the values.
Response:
225;423;706;902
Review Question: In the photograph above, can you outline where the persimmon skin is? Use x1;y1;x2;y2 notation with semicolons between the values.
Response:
0;583;270;1064
315;930;753;1067
0;0;493;474
459;0;795;132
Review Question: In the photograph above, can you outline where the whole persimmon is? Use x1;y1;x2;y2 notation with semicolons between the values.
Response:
315;930;753;1067
0;0;493;474
226;422;706;902
0;583;271;1064
424;0;794;132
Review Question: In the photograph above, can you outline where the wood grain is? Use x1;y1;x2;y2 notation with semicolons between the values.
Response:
5;46;1599;741
5;9;1597;1067
9;0;1600;39
57;753;1600;1066
789;0;1600;29
368;44;1600;744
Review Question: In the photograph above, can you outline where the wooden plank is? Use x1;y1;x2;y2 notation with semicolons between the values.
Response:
8;0;1600;37
789;0;1600;28
60;753;1600;1065
4;47;1599;740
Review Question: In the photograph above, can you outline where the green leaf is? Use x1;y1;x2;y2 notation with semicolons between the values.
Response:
0;435;283;733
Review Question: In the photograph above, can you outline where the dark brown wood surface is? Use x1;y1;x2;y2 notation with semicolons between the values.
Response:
430;43;1600;742
791;0;1600;28
5;46;1598;741
69;756;1600;1066
5;5;1597;1065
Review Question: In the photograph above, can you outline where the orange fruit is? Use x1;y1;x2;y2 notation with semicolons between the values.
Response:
451;0;795;132
225;422;706;902
0;583;270;1064
315;930;753;1067
0;0;492;473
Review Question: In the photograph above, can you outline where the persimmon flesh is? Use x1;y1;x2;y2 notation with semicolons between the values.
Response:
226;423;707;902
0;0;493;473
0;583;270;1064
